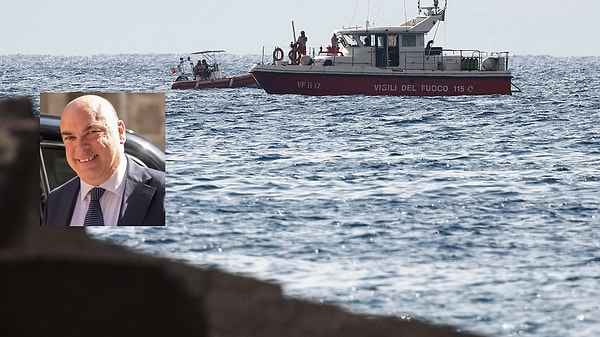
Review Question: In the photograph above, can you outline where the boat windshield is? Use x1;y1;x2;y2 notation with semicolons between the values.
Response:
341;34;360;47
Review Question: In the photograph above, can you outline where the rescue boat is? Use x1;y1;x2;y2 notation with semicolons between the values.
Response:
249;1;516;96
171;50;258;90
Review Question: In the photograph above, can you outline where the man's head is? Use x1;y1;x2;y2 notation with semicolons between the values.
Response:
60;95;126;186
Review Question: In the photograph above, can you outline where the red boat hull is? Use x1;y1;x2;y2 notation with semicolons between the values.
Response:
250;70;512;96
171;74;257;90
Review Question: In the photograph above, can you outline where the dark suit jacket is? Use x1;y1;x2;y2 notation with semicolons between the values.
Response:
42;157;165;226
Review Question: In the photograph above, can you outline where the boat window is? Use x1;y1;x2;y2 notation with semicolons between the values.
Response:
388;35;399;66
359;35;374;47
388;35;398;47
401;34;417;47
342;34;359;47
376;35;387;49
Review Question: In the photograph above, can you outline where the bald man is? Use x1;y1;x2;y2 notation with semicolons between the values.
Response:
42;95;165;226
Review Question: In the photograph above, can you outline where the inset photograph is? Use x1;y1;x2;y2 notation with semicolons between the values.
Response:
40;92;165;226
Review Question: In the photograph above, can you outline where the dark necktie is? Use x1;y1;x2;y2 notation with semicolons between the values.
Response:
84;187;106;226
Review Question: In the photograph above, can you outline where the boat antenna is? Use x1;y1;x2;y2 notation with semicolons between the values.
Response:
429;0;447;43
390;2;398;24
366;0;370;27
373;4;383;25
291;20;296;45
403;0;407;26
350;0;359;26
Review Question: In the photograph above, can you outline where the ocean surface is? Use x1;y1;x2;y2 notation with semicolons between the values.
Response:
2;54;599;337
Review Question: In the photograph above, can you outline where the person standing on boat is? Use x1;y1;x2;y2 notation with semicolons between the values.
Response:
193;60;202;81
330;33;339;54
201;59;210;80
296;31;307;55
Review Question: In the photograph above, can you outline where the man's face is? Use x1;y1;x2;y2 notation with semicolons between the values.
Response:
60;99;125;186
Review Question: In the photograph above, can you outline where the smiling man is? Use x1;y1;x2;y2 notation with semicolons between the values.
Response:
42;95;165;226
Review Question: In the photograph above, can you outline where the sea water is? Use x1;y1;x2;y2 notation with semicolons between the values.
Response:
2;54;599;337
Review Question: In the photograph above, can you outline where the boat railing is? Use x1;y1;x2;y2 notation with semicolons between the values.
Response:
209;69;222;80
259;44;510;72
443;49;510;71
406;49;509;71
259;45;315;65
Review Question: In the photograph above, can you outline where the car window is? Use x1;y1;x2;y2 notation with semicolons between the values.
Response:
41;142;75;190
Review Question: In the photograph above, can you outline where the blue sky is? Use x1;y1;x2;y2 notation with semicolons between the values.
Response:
2;0;599;56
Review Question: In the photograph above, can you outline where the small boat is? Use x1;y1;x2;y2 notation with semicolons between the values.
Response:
250;1;517;96
170;50;258;90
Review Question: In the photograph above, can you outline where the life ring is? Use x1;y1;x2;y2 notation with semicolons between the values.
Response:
273;47;284;61
288;48;301;64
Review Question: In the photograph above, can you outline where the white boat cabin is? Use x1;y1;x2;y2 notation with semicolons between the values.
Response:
303;4;507;72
